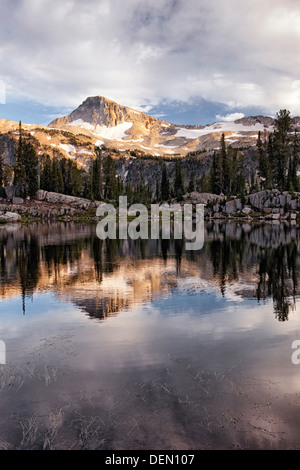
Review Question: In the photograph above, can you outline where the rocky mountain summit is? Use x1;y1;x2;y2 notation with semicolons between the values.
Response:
1;96;300;171
48;96;280;157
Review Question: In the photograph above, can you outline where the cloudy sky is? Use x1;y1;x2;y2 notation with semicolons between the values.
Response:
0;0;300;125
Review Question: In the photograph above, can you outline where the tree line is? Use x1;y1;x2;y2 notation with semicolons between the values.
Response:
257;109;299;192
0;110;299;202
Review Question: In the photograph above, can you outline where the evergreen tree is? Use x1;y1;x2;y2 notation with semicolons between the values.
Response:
275;109;292;142
40;154;52;191
291;131;299;191
115;175;124;200
70;162;83;197
173;160;184;198
187;171;195;193
267;133;275;187
92;147;103;200
199;174;210;192
103;155;116;199
0;153;5;197
236;154;246;200
161;163;170;201
257;131;271;189
155;175;160;202
51;159;63;193
229;147;238;196
23;141;39;197
220;133;230;195
59;158;82;197
273;109;292;190
126;184;134;205
13;121;26;191
82;173;93;200
209;150;222;194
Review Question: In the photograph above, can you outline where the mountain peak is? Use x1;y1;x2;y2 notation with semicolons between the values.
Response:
49;95;163;129
48;95;280;156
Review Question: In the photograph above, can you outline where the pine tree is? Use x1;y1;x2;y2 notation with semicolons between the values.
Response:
267;134;275;187
220;133;230;195
229;147;238;196
92;147;103;200
275;109;292;143
103;155;116;199
289;131;299;191
70;163;83;197
115;175;124;200
82;174;92;200
236;154;246;200
23;141;39;197
273;109;292;190
13;121;26;192
173;160;184;198
51;159;64;194
257;131;271;189
40;154;52;191
155;175;160;202
0;153;5;197
161;163;170;201
187;171;195;193
209;151;222;194
60;158;82;196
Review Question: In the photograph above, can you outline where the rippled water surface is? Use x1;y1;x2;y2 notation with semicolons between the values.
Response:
1;221;300;449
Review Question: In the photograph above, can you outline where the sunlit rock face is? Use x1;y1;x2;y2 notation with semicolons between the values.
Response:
48;96;278;156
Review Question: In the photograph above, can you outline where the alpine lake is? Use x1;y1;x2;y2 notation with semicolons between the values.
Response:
1;220;300;450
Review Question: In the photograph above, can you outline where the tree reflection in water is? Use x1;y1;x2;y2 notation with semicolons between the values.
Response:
0;222;299;320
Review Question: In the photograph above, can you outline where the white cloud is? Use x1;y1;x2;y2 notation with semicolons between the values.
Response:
216;113;245;122
0;79;6;104
0;0;300;116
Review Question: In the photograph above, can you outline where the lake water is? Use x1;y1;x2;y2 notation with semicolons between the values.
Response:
1;221;300;450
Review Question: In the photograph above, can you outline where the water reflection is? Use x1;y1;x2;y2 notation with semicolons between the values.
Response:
0;221;299;320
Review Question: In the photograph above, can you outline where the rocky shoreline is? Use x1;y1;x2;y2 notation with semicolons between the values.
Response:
0;188;300;224
0;190;103;223
183;189;300;221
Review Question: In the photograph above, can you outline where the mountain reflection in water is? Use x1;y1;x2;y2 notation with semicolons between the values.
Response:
2;221;300;450
0;221;298;321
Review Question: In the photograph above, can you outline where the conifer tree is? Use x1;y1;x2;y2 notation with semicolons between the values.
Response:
173;160;184;198
161;163;170;201
228;147;238;196
187;171;195;193
40;154;52;191
236;154;246;200
92;147;103;200
257;131;271;189
13;121;26;191
273;109;292;190
155;175;160;202
267;133;275;187
220;133;230;195
103;155;116;199
23;141;39;197
209;151;222;194
0;153;5;197
288;131;299;191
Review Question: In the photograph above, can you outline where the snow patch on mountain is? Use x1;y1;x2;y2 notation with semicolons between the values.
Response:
58;144;76;157
93;122;133;140
155;143;181;149
175;121;274;140
68;119;94;130
68;119;133;141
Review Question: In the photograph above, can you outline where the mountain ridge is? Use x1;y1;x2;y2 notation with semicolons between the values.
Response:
1;97;300;168
48;96;287;156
